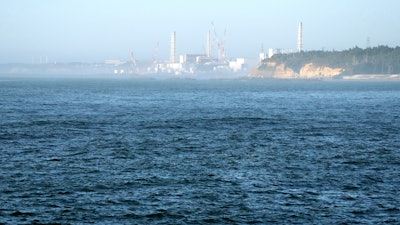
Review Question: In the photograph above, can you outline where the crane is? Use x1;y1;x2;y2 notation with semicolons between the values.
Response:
152;41;159;72
130;51;138;73
211;22;227;63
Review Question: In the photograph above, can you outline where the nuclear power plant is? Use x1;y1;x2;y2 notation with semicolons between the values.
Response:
108;22;303;77
140;27;249;76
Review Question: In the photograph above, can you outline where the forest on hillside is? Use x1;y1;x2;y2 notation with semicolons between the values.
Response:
260;46;400;75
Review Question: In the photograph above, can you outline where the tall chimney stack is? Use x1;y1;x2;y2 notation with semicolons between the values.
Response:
297;22;303;52
170;31;176;64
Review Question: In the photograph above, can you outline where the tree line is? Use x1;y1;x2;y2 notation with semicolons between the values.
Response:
261;46;400;75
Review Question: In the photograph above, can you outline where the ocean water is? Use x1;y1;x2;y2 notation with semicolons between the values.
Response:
0;77;399;224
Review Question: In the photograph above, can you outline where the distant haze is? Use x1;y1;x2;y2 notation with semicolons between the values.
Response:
1;0;399;63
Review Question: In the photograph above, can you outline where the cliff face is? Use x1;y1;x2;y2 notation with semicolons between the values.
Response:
299;63;343;79
273;64;296;79
250;62;344;79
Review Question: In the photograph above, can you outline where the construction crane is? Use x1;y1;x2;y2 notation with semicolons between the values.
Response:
211;22;227;63
152;41;159;72
130;51;138;73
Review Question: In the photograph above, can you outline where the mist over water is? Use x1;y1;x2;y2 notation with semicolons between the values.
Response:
1;77;399;224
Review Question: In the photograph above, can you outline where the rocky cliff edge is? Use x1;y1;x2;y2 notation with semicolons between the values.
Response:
249;62;344;79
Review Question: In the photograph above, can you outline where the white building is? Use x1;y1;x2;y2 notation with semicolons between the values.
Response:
229;58;246;72
259;52;267;62
268;48;275;58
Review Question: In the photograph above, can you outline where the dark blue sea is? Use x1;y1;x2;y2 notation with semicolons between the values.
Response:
1;77;399;224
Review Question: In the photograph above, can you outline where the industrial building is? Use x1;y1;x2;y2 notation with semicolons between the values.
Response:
153;30;248;76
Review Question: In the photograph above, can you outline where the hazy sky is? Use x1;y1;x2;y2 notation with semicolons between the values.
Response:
1;0;399;63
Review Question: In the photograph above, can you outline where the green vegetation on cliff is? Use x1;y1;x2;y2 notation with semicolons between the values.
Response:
260;46;400;75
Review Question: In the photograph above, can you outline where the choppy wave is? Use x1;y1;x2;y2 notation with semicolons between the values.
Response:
1;78;399;224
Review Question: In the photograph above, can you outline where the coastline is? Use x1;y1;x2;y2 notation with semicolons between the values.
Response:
342;74;400;80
